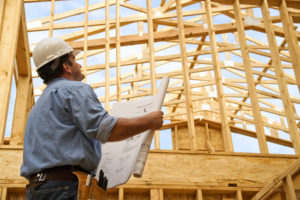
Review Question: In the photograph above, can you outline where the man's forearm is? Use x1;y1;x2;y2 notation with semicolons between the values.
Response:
107;116;152;142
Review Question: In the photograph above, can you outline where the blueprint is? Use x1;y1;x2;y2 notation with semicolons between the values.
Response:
96;77;169;188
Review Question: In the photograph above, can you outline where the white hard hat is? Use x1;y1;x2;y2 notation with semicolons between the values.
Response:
32;37;81;70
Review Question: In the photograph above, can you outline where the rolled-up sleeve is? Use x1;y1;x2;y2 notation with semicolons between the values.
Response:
67;85;117;143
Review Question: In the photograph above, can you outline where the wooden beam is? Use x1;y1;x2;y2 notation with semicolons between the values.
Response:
83;0;89;83
176;0;197;151
11;5;32;145
0;0;6;40
0;188;7;200
68;23;237;50
16;6;31;76
0;147;298;188
284;174;297;200
234;0;268;153
279;0;300;93
105;0;110;111
116;0;121;102
236;190;243;200
118;187;124;200
146;0;156;96
0;0;22;144
27;0;117;25
49;0;55;37
205;0;233;152
150;188;163;200
196;189;203;200
146;0;160;149
261;0;300;154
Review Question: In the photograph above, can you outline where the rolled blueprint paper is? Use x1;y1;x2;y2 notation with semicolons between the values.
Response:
96;77;169;188
133;76;169;177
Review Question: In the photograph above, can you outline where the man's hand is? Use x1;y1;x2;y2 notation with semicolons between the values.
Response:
146;111;164;130
108;111;164;142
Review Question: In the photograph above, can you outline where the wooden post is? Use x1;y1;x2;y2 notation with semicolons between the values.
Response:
284;174;297;200
176;0;197;151
146;0;160;149
279;0;300;93
196;189;203;200
49;0;55;37
0;188;7;200
205;0;233;152
11;4;32;145
261;0;300;154
146;0;156;95
0;0;22;144
83;0;89;83
118;187;124;200
236;190;243;200
174;125;179;150
105;0;110;111
154;131;160;149
150;188;163;200
0;0;6;40
116;0;121;102
222;34;231;61
233;0;268;153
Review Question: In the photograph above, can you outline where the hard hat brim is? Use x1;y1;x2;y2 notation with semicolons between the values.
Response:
73;50;82;56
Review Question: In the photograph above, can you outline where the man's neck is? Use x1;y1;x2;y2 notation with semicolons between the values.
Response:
60;74;74;81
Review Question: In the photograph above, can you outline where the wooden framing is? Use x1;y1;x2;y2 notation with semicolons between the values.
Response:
1;0;300;199
176;0;197;150
0;0;23;145
233;0;268;153
205;0;233;152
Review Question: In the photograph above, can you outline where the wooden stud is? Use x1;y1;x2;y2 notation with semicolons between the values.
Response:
176;0;197;151
196;189;203;200
0;0;6;40
1;187;7;200
174;125;179;150
118;187;124;200
146;0;160;149
222;34;231;61
284;174;297;200
116;0;121;102
205;122;215;152
11;6;32;144
279;0;300;93
236;190;243;200
16;5;31;77
82;0;89;83
233;0;268;153
10;6;32;144
261;0;300;154
49;0;55;37
0;0;22;144
154;131;160;150
11;76;30;144
205;0;233;152
150;188;163;200
105;0;110;111
146;0;156;95
160;188;163;200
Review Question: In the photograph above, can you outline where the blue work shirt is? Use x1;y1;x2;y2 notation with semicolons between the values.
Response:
20;78;117;178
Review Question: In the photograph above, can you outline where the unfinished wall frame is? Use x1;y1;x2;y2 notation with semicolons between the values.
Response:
0;0;300;199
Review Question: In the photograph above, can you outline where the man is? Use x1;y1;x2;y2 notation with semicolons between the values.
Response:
21;37;163;199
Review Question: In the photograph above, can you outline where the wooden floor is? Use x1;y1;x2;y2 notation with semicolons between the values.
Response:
0;0;300;199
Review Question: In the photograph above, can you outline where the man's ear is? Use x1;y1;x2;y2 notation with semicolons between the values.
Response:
62;63;72;74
